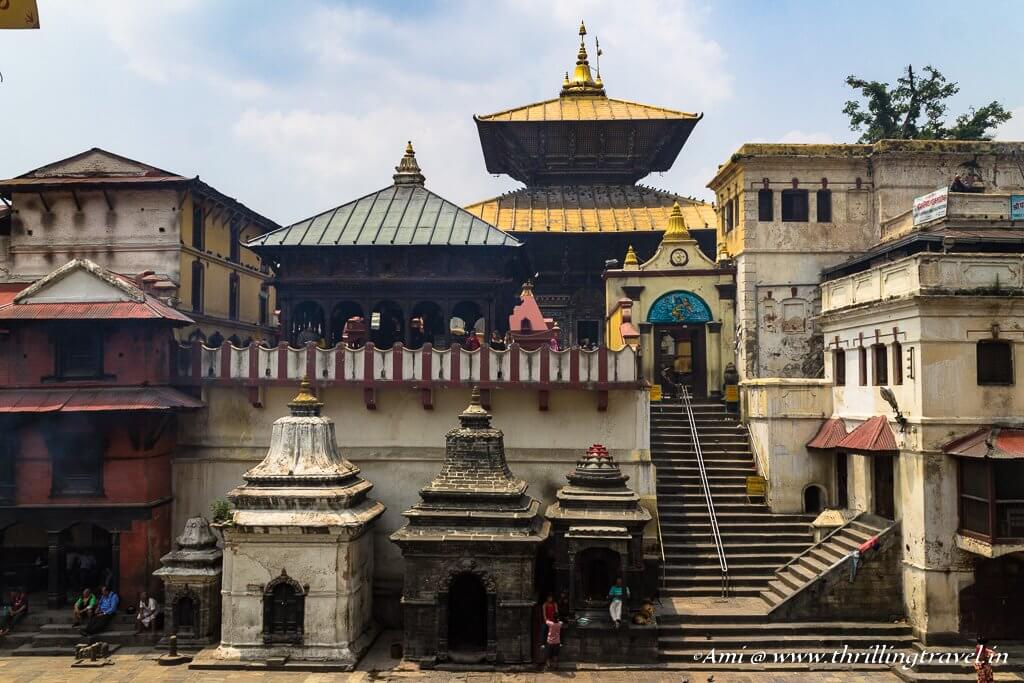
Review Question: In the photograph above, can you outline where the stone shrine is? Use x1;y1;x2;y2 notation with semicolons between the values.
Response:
545;443;655;662
154;516;223;647
391;388;550;665
214;380;384;667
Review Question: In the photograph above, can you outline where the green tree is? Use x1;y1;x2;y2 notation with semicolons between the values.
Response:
843;65;1011;143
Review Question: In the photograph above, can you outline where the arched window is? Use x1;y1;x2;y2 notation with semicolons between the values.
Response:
262;571;305;645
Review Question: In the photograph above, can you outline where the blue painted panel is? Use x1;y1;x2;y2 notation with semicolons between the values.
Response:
647;290;712;324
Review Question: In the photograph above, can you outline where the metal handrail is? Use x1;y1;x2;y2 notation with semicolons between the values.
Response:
680;386;730;597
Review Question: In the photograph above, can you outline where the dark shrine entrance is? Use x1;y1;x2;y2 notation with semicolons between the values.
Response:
873;455;896;520
959;555;1024;639
836;452;849;508
447;573;488;654
654;325;707;397
579;547;620;603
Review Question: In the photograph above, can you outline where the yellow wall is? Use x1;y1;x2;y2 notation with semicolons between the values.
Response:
178;192;276;340
606;304;625;351
710;165;745;258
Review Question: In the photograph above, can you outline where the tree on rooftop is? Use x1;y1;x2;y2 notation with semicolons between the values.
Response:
843;65;1011;143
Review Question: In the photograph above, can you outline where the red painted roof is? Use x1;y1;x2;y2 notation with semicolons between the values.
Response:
806;417;849;450
0;387;203;413
0;298;193;322
835;415;898;454
942;426;1024;459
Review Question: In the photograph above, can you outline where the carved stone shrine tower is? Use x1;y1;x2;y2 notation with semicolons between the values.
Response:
153;516;223;647
391;388;550;665
214;380;384;667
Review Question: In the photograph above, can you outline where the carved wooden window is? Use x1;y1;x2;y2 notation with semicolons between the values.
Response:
55;325;104;379
977;340;1014;385
48;423;104;496
191;260;204;313
816;189;832;223
259;284;269;326
781;190;809;222
891;342;903;385
228;272;240;321
229;219;241;263
723;197;734;232
833;349;846;386
872;344;888;386
959;458;1024;542
192;203;205;251
757;189;773;221
263;573;304;645
858;347;867;386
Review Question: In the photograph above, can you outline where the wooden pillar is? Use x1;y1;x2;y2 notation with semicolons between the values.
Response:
47;530;66;609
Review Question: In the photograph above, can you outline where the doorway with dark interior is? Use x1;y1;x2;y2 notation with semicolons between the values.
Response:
836;452;849;508
873;455;896;520
447;572;488;656
654;325;707;397
578;547;620;604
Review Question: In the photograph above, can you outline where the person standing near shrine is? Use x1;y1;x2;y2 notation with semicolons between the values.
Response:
608;577;629;628
544;616;562;670
974;636;996;683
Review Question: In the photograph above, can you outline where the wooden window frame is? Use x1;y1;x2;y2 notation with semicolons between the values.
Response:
192;203;205;251
858;346;867;386
54;325;104;380
891;341;903;385
977;339;1014;386
958;457;1024;543
191;260;204;314
781;189;809;222
834;348;846;386
757;189;773;221
816;189;832;223
872;343;888;386
228;272;240;321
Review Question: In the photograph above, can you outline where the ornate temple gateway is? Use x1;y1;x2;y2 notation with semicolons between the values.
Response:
391;388;550;665
466;22;718;345
214;381;384;668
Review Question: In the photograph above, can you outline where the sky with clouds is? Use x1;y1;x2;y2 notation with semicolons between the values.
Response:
2;0;1022;225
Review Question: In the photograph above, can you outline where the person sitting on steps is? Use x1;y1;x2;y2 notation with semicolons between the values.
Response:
72;588;97;627
135;591;160;634
82;585;119;636
608;576;629;629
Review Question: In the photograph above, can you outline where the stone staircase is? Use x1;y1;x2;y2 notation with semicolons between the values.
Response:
652;398;816;598
761;513;892;610
0;606;155;656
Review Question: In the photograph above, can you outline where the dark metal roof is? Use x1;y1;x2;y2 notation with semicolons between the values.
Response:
0;387;204;413
248;185;520;249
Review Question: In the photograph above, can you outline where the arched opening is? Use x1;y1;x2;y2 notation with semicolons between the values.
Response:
579;547;620;603
262;575;304;645
291;301;325;346
65;522;114;594
370;301;404;348
452;301;484;340
447;573;487;654
328;301;364;346
803;484;826;514
409;301;445;349
175;594;197;637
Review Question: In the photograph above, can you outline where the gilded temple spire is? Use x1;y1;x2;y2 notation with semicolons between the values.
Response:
663;201;690;241
393;140;426;186
560;20;605;97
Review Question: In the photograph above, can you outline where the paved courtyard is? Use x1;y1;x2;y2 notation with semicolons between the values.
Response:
0;653;905;683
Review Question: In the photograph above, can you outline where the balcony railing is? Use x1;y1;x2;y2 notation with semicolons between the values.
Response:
171;340;641;409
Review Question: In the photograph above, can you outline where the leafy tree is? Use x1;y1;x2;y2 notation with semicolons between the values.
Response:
843;65;1011;142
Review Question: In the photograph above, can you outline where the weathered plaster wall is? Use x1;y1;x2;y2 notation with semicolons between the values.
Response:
173;385;652;624
741;378;833;512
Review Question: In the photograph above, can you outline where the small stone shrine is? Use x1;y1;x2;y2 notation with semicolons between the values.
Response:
154;516;223;647
391;387;549;665
545;443;655;662
214;379;384;667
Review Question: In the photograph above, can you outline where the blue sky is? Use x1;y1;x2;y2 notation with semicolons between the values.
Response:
2;0;1021;224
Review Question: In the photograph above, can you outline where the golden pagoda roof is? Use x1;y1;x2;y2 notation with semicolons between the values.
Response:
476;96;699;123
465;184;715;234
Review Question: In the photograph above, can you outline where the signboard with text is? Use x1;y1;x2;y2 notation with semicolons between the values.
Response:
1011;195;1024;221
912;187;948;226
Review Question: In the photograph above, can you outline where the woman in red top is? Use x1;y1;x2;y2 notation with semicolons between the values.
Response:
974;637;996;683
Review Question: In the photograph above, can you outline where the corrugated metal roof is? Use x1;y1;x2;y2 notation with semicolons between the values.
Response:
0;299;193;322
835;416;898;455
0;387;204;413
806;417;849;450
464;185;715;233
476;96;699;122
942;426;1024;459
249;184;519;249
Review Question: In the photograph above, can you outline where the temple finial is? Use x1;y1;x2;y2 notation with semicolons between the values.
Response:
663;201;690;241
623;244;639;268
393;140;426;186
560;20;605;97
289;376;324;416
519;280;535;299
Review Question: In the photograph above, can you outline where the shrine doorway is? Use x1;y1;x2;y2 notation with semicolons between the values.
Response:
371;301;404;348
647;290;713;398
578;547;620;603
447;573;487;654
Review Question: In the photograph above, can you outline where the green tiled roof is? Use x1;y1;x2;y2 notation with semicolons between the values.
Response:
248;185;521;249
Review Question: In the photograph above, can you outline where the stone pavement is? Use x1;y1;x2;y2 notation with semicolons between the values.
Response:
0;653;905;682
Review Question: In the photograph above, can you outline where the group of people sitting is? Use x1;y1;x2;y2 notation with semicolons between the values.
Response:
71;586;161;636
0;589;28;636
